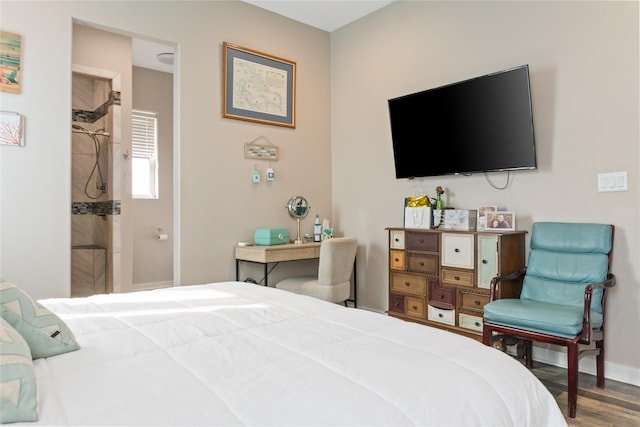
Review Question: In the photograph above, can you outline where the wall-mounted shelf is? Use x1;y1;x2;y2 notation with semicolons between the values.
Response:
244;135;279;161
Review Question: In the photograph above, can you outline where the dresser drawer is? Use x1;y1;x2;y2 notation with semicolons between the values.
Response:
427;305;455;326
406;297;426;319
459;313;483;332
458;290;490;313
406;232;439;252
407;252;439;275
390;250;405;270
428;280;455;309
389;294;405;313
391;273;427;296
390;230;405;249
441;268;474;287
441;233;475;269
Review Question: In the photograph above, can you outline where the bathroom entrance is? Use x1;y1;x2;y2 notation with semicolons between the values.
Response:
71;70;121;296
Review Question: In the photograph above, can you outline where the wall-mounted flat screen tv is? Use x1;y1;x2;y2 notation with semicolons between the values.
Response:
388;65;536;179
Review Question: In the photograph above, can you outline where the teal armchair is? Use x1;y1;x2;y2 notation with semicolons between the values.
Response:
482;222;616;418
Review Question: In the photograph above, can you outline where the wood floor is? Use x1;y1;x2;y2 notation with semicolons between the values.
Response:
530;362;640;426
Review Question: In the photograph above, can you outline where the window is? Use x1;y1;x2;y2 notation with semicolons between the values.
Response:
131;109;158;199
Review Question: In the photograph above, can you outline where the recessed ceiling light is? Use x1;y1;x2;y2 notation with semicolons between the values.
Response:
156;52;174;65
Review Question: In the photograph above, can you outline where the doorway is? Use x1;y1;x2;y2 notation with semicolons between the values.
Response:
71;22;177;294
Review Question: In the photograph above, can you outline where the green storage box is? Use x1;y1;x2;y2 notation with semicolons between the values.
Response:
254;228;289;246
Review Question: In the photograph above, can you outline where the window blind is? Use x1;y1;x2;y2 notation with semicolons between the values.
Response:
132;110;157;160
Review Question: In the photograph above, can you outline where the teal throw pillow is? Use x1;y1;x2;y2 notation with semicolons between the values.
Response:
0;282;80;359
0;317;38;423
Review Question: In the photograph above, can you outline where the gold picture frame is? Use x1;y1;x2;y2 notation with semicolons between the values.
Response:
222;42;296;128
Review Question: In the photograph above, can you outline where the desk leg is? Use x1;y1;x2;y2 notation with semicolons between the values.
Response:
264;263;269;286
353;259;357;308
236;259;240;281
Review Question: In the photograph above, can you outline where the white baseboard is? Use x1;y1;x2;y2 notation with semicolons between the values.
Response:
532;345;640;387
373;307;640;387
131;281;173;292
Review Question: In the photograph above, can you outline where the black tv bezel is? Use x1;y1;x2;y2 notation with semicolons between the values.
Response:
388;65;537;179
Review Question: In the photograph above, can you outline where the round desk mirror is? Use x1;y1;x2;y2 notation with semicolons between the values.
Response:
286;196;309;244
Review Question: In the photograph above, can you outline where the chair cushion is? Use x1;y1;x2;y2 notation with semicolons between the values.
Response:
530;222;612;254
521;223;611;313
276;276;351;304
483;298;603;338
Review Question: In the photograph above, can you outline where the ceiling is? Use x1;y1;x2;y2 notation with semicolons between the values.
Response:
132;0;394;73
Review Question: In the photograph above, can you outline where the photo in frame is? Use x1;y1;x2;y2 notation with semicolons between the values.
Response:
477;205;497;231
222;42;296;128
0;111;24;146
0;31;22;94
486;211;515;231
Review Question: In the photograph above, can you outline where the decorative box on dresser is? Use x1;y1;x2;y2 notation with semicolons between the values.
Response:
386;227;527;341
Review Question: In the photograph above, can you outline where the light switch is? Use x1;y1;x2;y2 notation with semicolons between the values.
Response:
597;171;627;192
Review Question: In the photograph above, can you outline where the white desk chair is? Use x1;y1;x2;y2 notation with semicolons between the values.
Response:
275;237;357;305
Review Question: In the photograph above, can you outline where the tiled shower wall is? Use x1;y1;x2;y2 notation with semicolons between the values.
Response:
71;72;121;295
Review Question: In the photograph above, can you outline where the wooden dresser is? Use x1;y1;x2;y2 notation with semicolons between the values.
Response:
386;227;527;341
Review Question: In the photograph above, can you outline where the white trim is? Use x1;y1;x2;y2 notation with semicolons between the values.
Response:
131;281;173;292
532;345;640;387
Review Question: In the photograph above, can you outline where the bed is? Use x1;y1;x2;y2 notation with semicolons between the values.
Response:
6;281;566;426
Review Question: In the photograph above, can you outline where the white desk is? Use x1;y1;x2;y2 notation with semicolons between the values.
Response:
235;242;357;307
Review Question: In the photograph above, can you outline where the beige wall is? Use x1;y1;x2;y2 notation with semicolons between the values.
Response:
1;0;638;383
0;0;332;296
132;66;174;288
331;1;639;379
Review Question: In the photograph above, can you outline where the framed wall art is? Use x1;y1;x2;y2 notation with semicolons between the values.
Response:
0;31;22;94
486;211;515;231
223;42;296;128
0;111;24;146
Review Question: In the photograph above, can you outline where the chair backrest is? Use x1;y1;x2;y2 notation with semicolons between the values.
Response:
317;237;358;286
521;222;613;313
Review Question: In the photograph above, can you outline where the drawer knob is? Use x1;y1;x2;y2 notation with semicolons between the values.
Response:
404;282;411;286
475;322;481;327
475;300;481;305
395;258;399;262
419;261;425;267
438;313;443;318
412;305;418;310
419;239;424;244
482;259;488;264
440;294;445;299
454;276;460;281
454;248;460;253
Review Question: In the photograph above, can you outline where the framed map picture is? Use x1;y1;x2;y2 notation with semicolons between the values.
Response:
223;42;296;128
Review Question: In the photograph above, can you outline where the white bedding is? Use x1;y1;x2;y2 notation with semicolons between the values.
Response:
23;282;566;426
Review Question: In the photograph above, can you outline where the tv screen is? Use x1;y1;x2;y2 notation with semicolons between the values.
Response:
388;65;536;179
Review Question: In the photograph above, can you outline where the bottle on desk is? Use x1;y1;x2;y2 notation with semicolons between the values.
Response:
313;214;321;242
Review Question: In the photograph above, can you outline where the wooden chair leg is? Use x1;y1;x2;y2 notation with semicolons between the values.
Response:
524;340;533;369
482;326;492;346
567;343;579;418
596;339;605;388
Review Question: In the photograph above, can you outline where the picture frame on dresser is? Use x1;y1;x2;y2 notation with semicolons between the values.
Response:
486;211;515;231
477;205;497;230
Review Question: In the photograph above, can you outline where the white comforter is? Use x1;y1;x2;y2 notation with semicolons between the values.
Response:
25;282;566;426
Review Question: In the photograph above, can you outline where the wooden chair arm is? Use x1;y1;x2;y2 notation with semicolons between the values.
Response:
489;268;527;301
580;273;616;342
